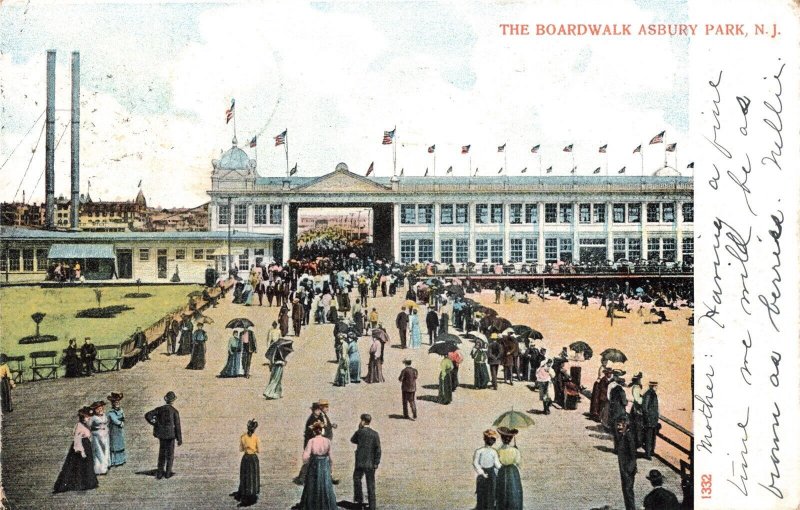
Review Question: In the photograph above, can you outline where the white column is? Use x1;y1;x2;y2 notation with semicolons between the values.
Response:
502;203;511;264
209;201;217;231
572;202;580;263
468;202;476;263
605;201;613;263
392;203;401;263
247;203;254;232
675;201;683;262
281;203;290;263
433;203;441;262
641;201;649;260
537;202;545;271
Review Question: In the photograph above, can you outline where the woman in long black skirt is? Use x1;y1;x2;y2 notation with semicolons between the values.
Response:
0;354;15;412
53;407;99;493
232;419;261;506
495;427;523;510
298;421;337;509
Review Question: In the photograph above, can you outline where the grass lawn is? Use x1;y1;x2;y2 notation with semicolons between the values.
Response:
0;284;201;359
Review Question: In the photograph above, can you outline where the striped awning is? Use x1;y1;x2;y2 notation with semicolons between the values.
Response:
48;244;115;259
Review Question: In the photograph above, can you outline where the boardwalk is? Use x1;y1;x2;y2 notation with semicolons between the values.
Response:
1;288;687;509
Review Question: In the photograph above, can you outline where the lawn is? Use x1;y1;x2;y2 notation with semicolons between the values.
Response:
0;284;201;359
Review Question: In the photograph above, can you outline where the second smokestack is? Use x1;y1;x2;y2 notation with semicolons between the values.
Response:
44;50;56;229
70;51;80;230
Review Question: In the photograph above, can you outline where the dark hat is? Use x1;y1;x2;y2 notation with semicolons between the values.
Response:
612;369;626;377
631;372;643;381
247;418;259;431
403;359;413;365
90;400;106;409
602;367;613;374
78;406;93;417
107;392;124;402
646;469;664;484
310;402;320;410
648;381;659;387
164;391;177;403
0;353;7;364
496;426;519;437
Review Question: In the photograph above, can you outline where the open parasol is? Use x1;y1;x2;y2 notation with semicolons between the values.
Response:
600;348;628;363
569;341;592;353
512;325;543;340
434;333;462;344
265;339;294;363
462;331;487;343
226;318;255;329
428;341;459;355
492;409;535;429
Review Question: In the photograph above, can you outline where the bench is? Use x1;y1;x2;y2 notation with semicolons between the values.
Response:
30;351;60;381
120;339;141;369
94;344;123;372
6;355;25;384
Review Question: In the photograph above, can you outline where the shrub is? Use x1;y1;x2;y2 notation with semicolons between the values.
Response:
19;334;58;345
76;305;134;319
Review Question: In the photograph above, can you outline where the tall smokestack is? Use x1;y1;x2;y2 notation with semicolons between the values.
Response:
44;50;56;229
70;51;80;230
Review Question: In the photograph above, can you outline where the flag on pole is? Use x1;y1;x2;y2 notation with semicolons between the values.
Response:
497;144;506;153
424;168;429;177
225;98;235;124
686;162;695;168
563;144;573;152
382;129;395;145
531;144;540;153
366;162;374;176
289;163;297;176
274;130;286;146
521;167;527;173
649;131;665;144
248;136;257;148
618;166;626;174
545;166;553;173
427;145;435;153
461;145;471;154
446;166;453;174
570;166;576;174
593;167;601;174
599;144;607;153
633;144;642;154
666;143;677;152
497;167;503;174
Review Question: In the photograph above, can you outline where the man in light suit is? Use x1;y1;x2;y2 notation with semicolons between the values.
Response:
351;414;381;510
145;391;182;479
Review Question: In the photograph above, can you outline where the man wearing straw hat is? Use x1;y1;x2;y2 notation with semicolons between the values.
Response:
145;391;182;479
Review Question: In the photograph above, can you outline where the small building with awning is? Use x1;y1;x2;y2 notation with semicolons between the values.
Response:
47;243;116;280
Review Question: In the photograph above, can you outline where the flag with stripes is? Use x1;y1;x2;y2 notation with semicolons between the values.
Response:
599;144;607;153
618;166;626;174
593;167;601;174
497;144;506;153
649;131;665;144
424;168;429;177
274;130;287;146
461;145;471;154
666;143;677;152
248;136;257;148
225;98;235;124
633;144;642;154
366;162;374;176
563;144;573;152
531;144;540;154
686;162;694;169
446;166;453;174
521;167;527;173
427;144;435;153
382;129;395;145
289;163;297;176
545;166;553;173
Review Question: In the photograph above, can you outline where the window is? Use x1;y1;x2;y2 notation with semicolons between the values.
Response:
682;236;694;263
36;249;48;271
524;239;538;262
205;249;216;261
628;203;641;223
510;239;523;262
647;238;660;260
579;204;591;224
544;238;558;262
400;240;415;263
558;204;573;224
139;249;150;261
628;238;641;261
8;249;19;271
525;204;538;224
23;249;34;271
475;204;488;224
455;239;469;263
270;205;283;224
613;238;627;261
0;250;7;272
418;239;433;261
613;204;626;223
455;204;469;224
559;238;573;262
440;239;454;263
593;204;606;223
418;204;433;224
401;205;416;224
194;249;204;260
490;204;503;224
238;253;249;269
490;239;504;263
218;204;230;225
509;204;522;224
682;202;694;222
662;203;675;222
233;204;247;225
647;203;660;223
475;239;488;261
544;204;557;223
254;205;268;225
175;249;186;260
662;238;676;261
440;204;453;224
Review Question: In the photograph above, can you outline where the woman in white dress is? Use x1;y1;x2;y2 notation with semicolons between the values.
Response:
88;400;110;475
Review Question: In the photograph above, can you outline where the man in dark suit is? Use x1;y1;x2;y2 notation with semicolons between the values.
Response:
398;359;418;420
616;416;637;510
487;335;504;390
641;381;660;459
395;307;409;348
351;414;381;510
643;469;680;510
240;327;257;378
608;376;629;452
425;308;439;345
80;337;97;376
292;298;304;336
145;391;182;479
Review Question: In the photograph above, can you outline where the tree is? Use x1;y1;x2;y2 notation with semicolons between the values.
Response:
31;312;46;338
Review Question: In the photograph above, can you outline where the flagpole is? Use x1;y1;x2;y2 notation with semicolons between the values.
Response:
233;103;237;142
504;144;507;175
392;126;397;177
433;151;436;177
469;155;472;177
285;129;289;177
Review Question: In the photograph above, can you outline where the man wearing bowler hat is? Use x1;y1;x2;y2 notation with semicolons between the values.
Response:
145;391;182;479
351;414;381;510
643;469;679;510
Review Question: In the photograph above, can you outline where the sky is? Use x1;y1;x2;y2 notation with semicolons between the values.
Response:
0;0;693;208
